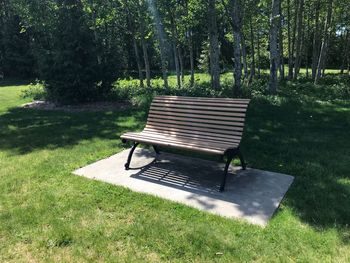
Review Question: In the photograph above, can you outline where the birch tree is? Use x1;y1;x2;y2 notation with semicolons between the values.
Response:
269;0;280;93
314;0;333;84
229;0;243;95
208;0;220;89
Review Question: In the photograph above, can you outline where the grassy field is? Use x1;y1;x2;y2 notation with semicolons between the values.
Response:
0;77;350;262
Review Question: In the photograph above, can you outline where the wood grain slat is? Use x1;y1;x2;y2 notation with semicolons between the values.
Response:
121;135;225;154
147;114;244;127
147;119;244;132
148;110;245;122
141;130;241;144
151;102;248;112
153;98;249;108
156;96;250;104
144;127;241;141
149;107;246;117
122;132;236;150
145;123;243;136
121;133;237;154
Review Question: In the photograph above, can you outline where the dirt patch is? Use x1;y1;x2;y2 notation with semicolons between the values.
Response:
22;100;131;112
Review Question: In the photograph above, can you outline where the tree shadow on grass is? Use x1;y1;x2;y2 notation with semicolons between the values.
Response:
0;79;33;87
244;98;350;238
0;107;147;155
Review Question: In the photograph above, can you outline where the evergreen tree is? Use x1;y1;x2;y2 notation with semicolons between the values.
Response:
42;0;113;103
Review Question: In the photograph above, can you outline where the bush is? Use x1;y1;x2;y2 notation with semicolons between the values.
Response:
21;80;46;100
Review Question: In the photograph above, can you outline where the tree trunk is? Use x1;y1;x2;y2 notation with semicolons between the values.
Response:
293;0;304;80
289;0;298;79
241;32;248;79
311;0;321;79
287;0;292;79
141;39;151;87
170;13;181;88
189;33;195;86
184;1;195;86
208;0;220;89
158;38;168;89
178;47;184;83
138;2;151;87
269;0;280;94
257;28;261;78
132;37;144;87
249;16;256;81
340;30;349;74
233;32;242;94
173;42;181;87
278;0;284;80
315;0;333;84
305;2;311;78
229;0;243;95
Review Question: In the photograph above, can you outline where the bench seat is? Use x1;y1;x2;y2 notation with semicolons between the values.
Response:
121;131;239;155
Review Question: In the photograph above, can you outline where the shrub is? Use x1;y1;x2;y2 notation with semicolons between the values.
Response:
21;80;46;100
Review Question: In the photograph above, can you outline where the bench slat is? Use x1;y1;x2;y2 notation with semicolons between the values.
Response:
153;98;249;108
148;114;244;127
156;96;250;103
121;132;237;154
147;119;244;132
146;123;243;137
141;130;241;144
149;107;246;117
151;102;248;112
121;135;224;154
144;127;242;141
122;132;236;149
149;110;245;122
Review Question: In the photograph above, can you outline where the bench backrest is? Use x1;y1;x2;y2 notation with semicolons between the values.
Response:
145;96;250;146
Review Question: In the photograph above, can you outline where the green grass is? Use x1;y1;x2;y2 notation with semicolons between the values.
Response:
1;76;350;262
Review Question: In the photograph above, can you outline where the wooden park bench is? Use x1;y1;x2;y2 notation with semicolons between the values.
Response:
121;95;250;191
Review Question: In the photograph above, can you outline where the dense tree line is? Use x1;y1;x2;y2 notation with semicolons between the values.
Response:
0;0;349;102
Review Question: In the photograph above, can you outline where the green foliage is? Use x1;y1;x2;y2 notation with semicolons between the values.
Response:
21;80;46;100
0;6;35;78
198;41;210;72
110;73;350;107
39;0;115;104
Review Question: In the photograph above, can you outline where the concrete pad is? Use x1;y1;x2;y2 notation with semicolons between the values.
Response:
73;148;294;226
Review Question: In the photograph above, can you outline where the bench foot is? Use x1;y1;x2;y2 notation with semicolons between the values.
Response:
152;145;160;155
125;142;139;170
219;154;234;192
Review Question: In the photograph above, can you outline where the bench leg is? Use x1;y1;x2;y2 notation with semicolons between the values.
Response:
220;154;234;192
152;145;160;155
237;149;247;170
125;142;139;170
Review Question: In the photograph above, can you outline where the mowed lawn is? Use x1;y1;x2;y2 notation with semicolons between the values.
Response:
0;81;350;262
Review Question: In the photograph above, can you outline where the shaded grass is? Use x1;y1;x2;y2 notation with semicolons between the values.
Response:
0;77;350;262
